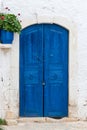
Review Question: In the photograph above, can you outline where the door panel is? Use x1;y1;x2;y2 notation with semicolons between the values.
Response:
20;25;43;116
43;24;68;117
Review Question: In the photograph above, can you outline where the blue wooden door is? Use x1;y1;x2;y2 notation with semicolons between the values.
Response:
20;25;43;116
43;24;68;117
20;24;68;117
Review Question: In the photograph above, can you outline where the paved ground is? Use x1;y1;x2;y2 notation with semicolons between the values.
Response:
1;118;87;130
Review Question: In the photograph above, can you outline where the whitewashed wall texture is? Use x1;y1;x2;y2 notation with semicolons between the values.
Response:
0;0;87;120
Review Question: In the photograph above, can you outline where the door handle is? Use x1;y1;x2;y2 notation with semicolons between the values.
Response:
42;82;45;86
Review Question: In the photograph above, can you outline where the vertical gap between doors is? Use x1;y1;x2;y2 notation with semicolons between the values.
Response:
42;24;44;117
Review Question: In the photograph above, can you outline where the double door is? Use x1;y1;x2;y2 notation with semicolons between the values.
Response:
20;24;68;117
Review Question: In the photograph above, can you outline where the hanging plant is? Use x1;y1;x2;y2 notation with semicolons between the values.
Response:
0;7;22;44
0;7;22;33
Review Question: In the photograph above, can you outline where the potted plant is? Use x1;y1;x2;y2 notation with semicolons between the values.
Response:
0;13;4;42
0;11;22;44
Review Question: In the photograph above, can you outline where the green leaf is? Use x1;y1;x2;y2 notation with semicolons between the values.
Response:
0;13;22;33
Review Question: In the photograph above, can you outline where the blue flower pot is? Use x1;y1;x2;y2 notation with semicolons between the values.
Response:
0;30;1;42
1;30;14;44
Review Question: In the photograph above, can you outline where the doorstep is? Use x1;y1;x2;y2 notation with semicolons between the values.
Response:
6;117;79;126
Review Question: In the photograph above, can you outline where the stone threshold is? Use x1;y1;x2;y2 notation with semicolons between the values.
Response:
6;117;79;125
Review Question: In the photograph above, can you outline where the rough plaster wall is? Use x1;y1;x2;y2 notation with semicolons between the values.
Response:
0;0;87;120
0;49;11;118
0;35;19;119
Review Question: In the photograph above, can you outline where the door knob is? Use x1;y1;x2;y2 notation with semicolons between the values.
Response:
42;82;45;86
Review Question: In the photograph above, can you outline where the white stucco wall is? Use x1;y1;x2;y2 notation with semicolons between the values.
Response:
0;0;87;120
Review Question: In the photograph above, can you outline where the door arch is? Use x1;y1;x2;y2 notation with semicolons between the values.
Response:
20;24;69;117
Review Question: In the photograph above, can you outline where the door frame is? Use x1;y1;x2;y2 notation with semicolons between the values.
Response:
20;16;77;118
9;15;77;119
